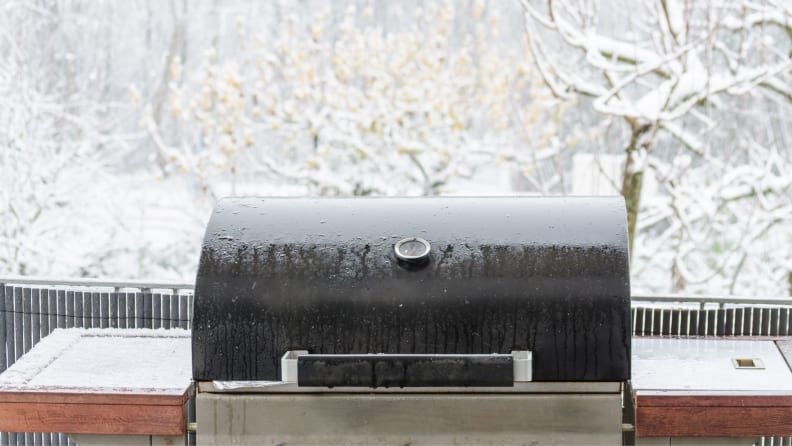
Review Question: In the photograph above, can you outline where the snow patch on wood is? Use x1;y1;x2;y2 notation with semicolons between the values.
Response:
0;329;191;394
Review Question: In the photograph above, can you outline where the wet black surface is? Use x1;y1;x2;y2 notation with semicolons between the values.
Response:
297;354;514;388
192;197;631;382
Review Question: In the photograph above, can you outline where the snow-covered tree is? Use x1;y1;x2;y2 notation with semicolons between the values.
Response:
520;0;792;295
0;1;192;279
0;2;120;276
144;2;561;198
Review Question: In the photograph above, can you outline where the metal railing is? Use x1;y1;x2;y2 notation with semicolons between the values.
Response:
1;278;791;446
0;278;195;446
633;304;792;336
0;275;194;292
632;293;792;337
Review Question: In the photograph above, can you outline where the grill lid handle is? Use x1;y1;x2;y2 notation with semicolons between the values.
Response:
281;351;532;388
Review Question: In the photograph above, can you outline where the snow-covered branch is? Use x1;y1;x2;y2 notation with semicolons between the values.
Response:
147;3;559;197
522;0;792;295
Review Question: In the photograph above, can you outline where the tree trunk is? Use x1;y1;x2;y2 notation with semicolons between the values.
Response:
622;161;643;258
621;120;653;259
787;271;792;297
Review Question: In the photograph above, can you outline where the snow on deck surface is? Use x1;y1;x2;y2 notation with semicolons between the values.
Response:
632;338;792;392
0;328;191;394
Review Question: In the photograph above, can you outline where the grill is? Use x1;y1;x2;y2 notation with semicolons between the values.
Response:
193;196;631;445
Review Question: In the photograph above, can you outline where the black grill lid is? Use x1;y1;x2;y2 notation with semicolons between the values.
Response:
192;197;631;382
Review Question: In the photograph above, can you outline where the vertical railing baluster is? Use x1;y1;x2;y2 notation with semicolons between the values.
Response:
143;290;149;328
127;292;136;329
47;290;56;335
0;284;6;374
109;292;119;329
30;289;40;347
4;285;14;370
758;308;764;336
64;291;74;329
171;292;179;330
658;308;664;335
99;292;109;329
39;289;49;340
187;294;193;330
152;293;162;329
134;292;143;328
74;291;84;329
118;292;128;329
179;294;189;330
91;292;100;329
81;291;91;328
162;293;171;330
22;288;32;355
56;290;66;329
677;308;682;336
650;308;655;335
720;305;725;336
640;307;646;336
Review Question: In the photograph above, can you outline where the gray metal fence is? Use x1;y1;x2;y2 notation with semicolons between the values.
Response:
1;280;791;446
0;279;195;446
631;294;792;337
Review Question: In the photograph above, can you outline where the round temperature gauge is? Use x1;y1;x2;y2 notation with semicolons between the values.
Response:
394;237;431;263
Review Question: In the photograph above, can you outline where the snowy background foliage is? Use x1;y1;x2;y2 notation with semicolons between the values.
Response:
0;0;791;297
